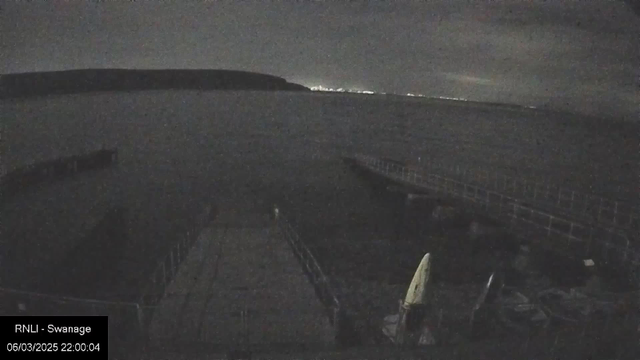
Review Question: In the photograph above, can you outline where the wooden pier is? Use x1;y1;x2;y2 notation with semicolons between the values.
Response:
147;201;335;353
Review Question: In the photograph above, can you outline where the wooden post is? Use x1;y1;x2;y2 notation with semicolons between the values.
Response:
176;240;181;265
550;333;559;357
136;303;148;352
333;307;341;345
182;235;188;256
161;262;167;292
522;333;529;354
169;249;175;280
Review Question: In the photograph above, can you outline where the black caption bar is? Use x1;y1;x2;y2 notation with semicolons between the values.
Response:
0;316;107;360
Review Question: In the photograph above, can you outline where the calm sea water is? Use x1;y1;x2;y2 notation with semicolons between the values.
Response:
3;90;636;190
1;90;637;297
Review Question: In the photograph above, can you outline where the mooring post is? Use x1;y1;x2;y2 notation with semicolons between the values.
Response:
333;306;341;344
135;303;149;358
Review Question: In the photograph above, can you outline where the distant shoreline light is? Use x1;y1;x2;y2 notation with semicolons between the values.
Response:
310;85;435;98
307;87;537;109
309;85;378;95
434;95;467;101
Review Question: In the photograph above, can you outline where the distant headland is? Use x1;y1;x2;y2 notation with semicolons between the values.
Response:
0;68;310;98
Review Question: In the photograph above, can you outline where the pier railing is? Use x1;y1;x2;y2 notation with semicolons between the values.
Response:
413;156;639;236
138;205;214;318
353;155;640;283
275;207;344;339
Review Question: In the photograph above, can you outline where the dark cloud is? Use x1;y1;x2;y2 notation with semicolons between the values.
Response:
1;0;638;119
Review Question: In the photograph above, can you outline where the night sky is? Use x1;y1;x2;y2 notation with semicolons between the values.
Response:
2;1;638;119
